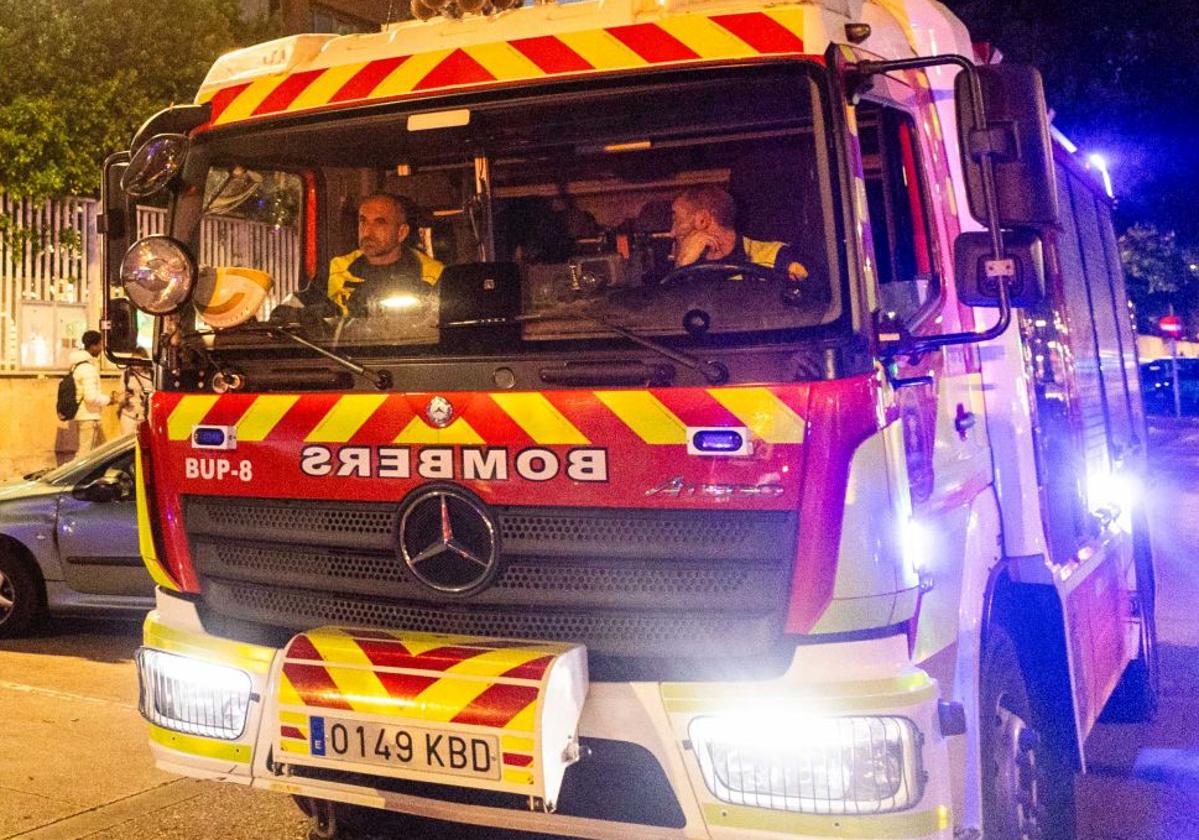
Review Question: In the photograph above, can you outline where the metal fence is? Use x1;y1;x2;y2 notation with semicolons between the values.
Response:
0;195;301;371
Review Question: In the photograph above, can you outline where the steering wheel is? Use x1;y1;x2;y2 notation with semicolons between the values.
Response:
658;260;791;286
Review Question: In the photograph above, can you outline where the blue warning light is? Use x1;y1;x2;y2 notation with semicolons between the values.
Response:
692;429;746;453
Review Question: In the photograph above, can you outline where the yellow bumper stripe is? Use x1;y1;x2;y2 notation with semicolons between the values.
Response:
594;391;686;445
324;666;402;718
149;724;251;764
305;394;387;443
236;395;299;442
502;768;535;786
408;675;494;724
166;395;220;441
443;647;552;679
702;802;946;838
280;710;308;727
709;387;806;444
144;615;276;675
491;392;590;445
501;734;535;754
306;631;375;668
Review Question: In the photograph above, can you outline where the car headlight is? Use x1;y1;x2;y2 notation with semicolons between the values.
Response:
689;714;924;815
136;648;253;740
120;236;196;315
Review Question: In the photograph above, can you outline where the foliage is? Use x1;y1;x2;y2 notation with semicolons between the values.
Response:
0;0;264;199
1119;224;1199;333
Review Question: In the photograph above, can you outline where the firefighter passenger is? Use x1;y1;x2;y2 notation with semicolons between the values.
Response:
669;185;808;282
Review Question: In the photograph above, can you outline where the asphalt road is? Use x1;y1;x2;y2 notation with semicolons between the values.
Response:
1;419;1197;840
1075;417;1199;840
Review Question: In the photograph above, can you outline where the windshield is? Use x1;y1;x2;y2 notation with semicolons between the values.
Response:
41;435;135;486
176;65;842;356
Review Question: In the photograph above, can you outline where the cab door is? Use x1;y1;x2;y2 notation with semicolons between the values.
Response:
847;63;993;662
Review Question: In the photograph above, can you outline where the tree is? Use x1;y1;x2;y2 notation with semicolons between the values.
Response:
0;0;269;198
1120;223;1199;334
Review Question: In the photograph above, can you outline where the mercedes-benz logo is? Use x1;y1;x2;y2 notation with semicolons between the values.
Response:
397;487;499;595
426;396;454;428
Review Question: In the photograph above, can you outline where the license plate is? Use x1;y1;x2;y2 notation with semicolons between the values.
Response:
310;716;501;781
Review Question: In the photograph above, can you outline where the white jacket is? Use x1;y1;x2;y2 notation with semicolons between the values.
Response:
68;349;110;421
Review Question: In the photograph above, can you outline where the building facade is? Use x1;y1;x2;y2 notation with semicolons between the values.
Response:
243;0;403;34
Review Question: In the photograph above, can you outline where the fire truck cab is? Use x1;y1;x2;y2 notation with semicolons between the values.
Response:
103;1;1155;838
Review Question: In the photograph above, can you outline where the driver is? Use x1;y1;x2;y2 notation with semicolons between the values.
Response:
669;186;808;282
325;193;443;316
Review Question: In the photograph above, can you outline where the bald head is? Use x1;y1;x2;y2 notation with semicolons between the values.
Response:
358;193;410;265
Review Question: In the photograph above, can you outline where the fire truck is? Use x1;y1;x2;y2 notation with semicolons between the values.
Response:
101;0;1155;837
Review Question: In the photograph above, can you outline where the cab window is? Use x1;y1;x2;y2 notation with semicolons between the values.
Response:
857;103;939;325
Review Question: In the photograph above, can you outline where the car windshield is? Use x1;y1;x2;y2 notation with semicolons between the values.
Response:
173;64;842;357
41;435;135;486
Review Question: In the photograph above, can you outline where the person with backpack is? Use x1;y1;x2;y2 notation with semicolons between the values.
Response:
118;347;152;436
60;330;111;459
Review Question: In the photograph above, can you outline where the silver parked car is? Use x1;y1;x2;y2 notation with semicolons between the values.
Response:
0;435;152;637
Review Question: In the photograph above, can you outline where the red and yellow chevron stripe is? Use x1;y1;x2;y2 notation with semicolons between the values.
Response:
274;627;583;789
164;386;807;446
198;9;806;128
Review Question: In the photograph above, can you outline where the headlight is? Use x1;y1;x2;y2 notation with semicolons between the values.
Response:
136;648;253;740
120;236;196;315
689;714;924;815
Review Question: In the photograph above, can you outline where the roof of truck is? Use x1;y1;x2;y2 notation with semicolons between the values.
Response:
194;0;970;130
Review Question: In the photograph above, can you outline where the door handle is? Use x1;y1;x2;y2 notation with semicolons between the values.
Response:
955;404;976;440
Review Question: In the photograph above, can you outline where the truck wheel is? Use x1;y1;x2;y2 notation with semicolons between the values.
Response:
0;550;41;638
980;626;1075;840
1101;519;1158;722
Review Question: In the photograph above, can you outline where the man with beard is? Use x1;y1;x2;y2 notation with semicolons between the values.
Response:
324;193;444;317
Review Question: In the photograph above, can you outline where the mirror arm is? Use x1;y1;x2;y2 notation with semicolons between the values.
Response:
857;53;1015;359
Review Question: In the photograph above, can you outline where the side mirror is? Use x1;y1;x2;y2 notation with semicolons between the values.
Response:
121;133;189;199
954;230;1045;308
72;473;128;504
106;299;140;355
100;152;132;291
955;64;1059;228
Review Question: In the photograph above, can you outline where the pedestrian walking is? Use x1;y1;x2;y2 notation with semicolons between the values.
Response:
118;347;152;436
66;330;110;459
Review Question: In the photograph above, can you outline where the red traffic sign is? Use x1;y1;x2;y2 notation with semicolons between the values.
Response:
1160;314;1184;337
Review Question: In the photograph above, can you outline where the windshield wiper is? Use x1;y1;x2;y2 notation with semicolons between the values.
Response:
445;310;728;385
265;326;393;390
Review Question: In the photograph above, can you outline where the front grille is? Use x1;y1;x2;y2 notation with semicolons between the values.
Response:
187;497;795;659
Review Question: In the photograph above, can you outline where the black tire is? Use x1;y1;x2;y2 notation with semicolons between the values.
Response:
1101;516;1159;722
980;626;1076;840
0;549;41;639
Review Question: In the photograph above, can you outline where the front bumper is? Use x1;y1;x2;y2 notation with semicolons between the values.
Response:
138;589;951;839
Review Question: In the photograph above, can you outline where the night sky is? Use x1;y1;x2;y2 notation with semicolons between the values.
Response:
942;0;1199;243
